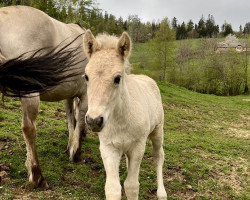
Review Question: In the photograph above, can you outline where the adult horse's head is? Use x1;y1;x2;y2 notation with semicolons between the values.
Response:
83;30;131;132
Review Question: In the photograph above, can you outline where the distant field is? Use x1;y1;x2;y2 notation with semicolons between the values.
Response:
0;82;249;199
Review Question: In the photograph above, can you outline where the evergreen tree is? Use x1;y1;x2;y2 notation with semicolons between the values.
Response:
206;14;216;38
187;20;194;32
196;15;206;37
171;17;178;30
243;22;250;34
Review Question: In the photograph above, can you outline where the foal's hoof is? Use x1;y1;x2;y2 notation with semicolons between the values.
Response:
157;190;167;200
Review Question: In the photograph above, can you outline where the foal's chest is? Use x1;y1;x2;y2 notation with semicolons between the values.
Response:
99;123;148;151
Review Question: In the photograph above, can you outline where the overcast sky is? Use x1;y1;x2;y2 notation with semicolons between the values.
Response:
96;0;250;31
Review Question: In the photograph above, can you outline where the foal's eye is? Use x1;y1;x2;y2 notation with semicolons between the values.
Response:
114;76;121;84
84;74;89;82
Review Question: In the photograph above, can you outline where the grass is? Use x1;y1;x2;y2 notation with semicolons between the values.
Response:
0;81;249;200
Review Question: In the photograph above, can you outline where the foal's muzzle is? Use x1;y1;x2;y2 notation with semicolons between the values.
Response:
85;114;104;132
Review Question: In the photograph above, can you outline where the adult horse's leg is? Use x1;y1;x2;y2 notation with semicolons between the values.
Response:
65;94;88;162
64;98;77;157
21;95;48;188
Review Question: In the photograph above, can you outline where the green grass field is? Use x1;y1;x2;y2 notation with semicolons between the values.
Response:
0;81;249;200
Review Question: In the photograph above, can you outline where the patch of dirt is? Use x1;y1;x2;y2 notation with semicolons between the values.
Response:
240;114;250;121
0;163;10;185
242;99;250;101
181;148;249;198
11;186;65;200
209;157;249;195
226;128;250;139
214;118;250;138
165;169;185;183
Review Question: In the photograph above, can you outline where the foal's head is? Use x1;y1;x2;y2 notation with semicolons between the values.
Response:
83;30;131;132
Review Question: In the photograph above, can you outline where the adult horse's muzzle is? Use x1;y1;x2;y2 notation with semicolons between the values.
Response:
85;114;104;132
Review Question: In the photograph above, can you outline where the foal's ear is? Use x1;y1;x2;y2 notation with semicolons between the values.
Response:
83;30;99;58
117;32;131;60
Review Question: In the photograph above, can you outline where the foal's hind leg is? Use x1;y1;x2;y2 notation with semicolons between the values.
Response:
149;124;167;200
21;95;48;188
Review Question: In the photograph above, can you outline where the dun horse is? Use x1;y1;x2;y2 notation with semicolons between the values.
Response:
0;6;88;188
83;30;167;200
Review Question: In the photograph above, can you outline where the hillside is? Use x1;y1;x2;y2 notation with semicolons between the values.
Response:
0;82;249;200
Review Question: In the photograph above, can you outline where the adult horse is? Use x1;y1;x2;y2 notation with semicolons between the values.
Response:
0;6;88;188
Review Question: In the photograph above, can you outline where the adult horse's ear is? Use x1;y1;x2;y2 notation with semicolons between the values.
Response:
117;32;131;60
83;30;98;58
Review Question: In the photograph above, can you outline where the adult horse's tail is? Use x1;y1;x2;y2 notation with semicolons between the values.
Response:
0;36;86;97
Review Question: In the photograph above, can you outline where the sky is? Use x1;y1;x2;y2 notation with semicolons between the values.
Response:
96;0;250;31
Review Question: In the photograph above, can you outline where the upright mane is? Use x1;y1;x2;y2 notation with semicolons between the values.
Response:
96;33;131;73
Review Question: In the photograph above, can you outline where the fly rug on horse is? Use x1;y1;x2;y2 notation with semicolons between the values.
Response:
83;30;167;200
0;6;88;188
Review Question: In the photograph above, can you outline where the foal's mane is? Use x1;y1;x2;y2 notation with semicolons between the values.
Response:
96;33;131;73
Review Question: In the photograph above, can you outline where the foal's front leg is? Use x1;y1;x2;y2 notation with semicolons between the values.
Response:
21;95;48;188
100;144;122;200
124;142;145;200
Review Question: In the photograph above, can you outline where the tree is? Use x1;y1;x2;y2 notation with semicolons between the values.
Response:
186;20;194;38
206;14;217;38
171;17;178;30
127;15;141;42
187;20;194;32
127;15;152;42
150;18;175;81
196;15;206;37
239;25;243;33
242;35;250;93
222;22;233;37
243;22;250;34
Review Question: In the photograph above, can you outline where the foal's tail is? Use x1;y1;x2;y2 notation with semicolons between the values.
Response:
0;35;86;97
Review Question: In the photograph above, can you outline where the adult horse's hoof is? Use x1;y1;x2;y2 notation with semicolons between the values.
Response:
72;148;82;162
30;166;49;189
65;147;82;163
32;175;48;189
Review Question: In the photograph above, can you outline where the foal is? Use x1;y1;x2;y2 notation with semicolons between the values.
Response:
83;30;167;200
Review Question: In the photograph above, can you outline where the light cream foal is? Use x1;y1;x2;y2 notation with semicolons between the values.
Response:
83;30;167;200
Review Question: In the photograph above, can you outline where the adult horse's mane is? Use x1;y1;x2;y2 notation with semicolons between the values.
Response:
0;34;86;97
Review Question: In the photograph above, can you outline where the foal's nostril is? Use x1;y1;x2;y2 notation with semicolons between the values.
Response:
86;115;103;130
96;116;104;127
100;117;104;126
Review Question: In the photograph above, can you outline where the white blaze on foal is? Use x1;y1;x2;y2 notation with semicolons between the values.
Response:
83;30;167;200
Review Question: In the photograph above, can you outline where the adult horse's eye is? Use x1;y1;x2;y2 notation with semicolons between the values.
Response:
84;74;89;82
114;76;121;84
